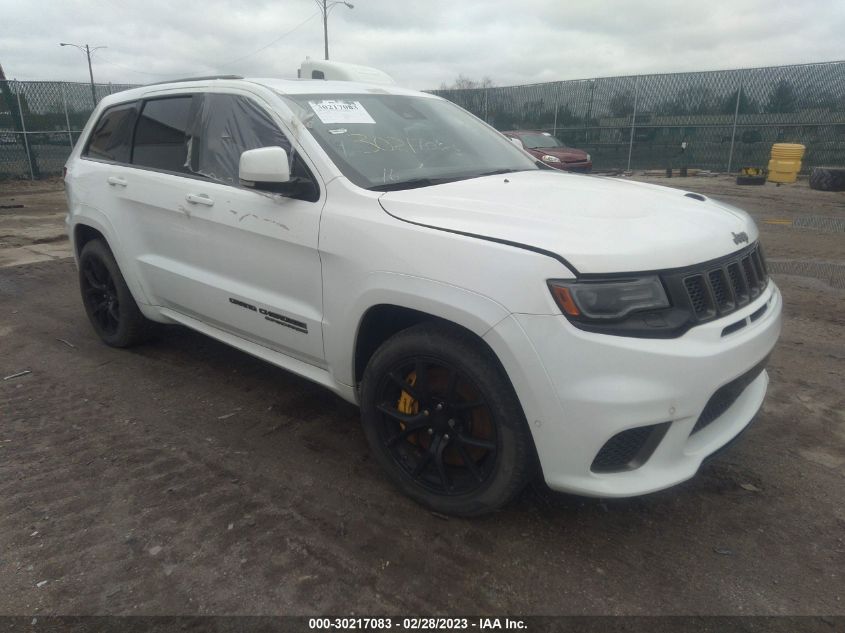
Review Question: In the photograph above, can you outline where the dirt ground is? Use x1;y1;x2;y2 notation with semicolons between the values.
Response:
0;175;843;616
0;177;72;268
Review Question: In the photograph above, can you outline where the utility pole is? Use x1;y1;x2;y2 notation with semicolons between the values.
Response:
315;0;354;60
323;1;329;60
59;42;106;106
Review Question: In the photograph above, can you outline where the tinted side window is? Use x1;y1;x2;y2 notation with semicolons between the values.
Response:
132;97;194;173
190;94;291;185
84;102;138;163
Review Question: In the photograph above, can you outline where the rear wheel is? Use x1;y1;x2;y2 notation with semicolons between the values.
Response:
79;239;153;347
360;322;536;516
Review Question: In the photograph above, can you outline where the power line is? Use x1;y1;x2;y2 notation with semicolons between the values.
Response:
93;12;321;80
216;11;320;68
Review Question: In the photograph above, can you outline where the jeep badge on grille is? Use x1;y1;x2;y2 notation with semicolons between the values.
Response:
732;231;749;244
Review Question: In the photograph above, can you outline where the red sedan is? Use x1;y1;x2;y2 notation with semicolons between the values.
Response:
503;130;592;173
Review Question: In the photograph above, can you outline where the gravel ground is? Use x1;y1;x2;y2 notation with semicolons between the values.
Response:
0;175;843;616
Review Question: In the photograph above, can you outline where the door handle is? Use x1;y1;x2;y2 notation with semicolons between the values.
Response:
185;193;214;207
107;176;127;187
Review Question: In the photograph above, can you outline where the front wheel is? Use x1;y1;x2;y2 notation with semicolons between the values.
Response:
360;322;537;516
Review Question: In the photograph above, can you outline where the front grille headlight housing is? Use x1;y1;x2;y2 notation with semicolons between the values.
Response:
546;243;768;339
541;154;561;163
548;276;670;321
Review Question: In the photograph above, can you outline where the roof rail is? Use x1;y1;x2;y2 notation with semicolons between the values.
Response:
146;75;244;86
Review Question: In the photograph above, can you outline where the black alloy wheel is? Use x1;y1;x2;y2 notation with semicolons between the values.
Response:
360;322;537;516
81;254;121;336
374;357;498;496
78;239;153;347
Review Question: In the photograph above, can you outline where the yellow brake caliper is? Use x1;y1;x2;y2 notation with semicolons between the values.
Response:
397;371;419;415
396;371;420;444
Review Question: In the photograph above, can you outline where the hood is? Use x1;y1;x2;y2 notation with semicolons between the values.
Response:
378;171;758;274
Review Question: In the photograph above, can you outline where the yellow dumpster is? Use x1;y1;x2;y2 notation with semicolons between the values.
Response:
767;143;805;183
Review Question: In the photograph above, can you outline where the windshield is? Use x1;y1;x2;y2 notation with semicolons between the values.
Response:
280;93;539;190
518;133;565;149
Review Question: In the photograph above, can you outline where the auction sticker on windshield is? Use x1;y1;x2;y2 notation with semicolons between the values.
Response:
309;100;376;125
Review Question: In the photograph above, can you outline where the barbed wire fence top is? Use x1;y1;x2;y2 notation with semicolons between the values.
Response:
1;61;844;179
433;60;845;173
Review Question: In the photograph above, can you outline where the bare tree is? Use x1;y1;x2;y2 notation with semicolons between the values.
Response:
439;74;495;90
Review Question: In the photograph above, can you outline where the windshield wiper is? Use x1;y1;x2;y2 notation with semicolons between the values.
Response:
369;169;529;192
369;176;465;192
475;168;525;177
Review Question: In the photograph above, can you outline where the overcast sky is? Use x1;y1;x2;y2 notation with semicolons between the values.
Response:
2;0;843;90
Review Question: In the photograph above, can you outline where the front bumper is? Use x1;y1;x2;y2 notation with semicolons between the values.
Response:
548;160;592;173
484;281;782;497
562;161;592;173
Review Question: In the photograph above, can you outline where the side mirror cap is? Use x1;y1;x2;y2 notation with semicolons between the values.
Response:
508;137;524;149
239;146;290;186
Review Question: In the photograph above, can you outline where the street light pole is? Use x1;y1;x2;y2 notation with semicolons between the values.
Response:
84;44;95;103
315;0;354;60
59;42;106;106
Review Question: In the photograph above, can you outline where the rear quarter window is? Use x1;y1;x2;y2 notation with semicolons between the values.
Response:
83;102;138;163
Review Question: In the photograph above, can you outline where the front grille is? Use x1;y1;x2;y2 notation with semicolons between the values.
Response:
727;262;748;303
591;422;670;473
708;269;733;311
692;355;770;434
742;257;760;298
670;243;769;326
684;276;709;316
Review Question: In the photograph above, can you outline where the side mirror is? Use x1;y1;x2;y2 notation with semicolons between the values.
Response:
508;137;524;149
239;146;290;187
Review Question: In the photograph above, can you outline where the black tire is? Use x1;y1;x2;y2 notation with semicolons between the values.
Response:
78;239;153;347
736;175;766;186
360;322;537;516
809;167;845;192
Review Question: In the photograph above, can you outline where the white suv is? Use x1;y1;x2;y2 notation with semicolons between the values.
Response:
64;74;782;516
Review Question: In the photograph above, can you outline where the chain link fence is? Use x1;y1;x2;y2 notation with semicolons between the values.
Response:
1;80;138;180
3;62;845;179
433;61;845;173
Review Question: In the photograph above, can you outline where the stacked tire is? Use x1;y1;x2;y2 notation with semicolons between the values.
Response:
809;167;845;191
736;174;766;186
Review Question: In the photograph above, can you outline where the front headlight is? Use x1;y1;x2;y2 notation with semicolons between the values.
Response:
548;276;669;320
541;154;561;163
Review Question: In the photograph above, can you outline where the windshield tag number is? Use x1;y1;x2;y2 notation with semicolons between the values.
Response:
308;100;376;125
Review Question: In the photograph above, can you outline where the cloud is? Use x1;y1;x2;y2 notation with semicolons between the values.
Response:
1;0;842;90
